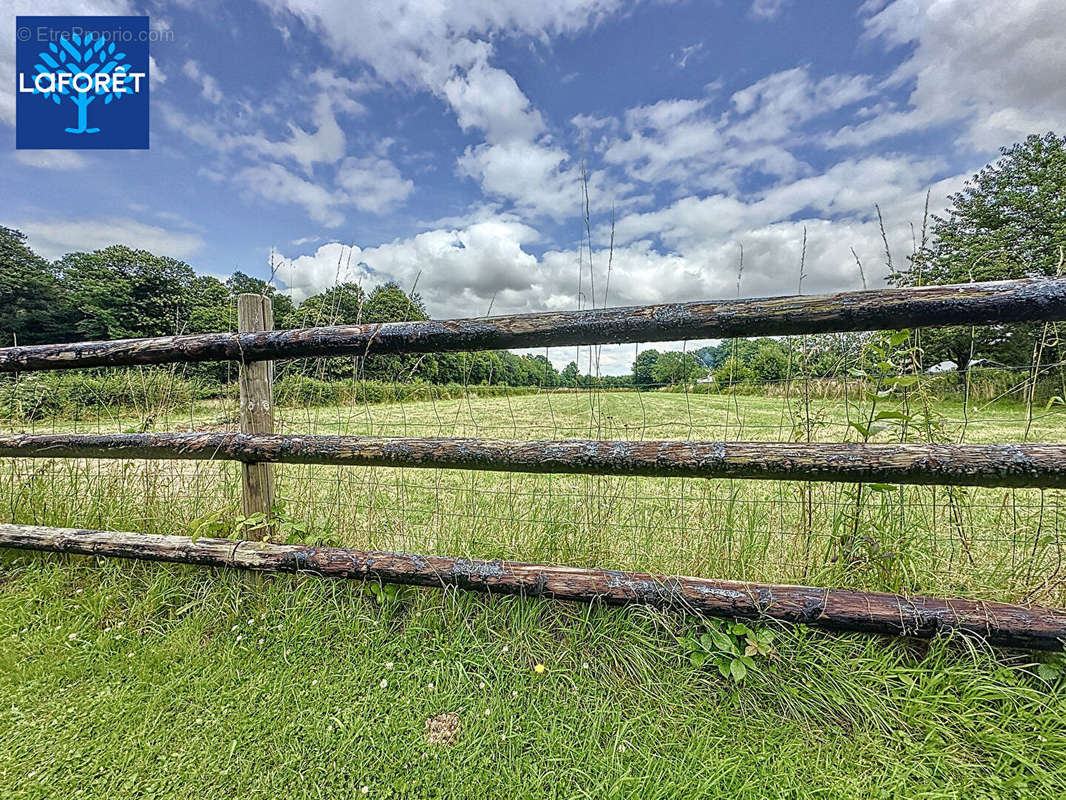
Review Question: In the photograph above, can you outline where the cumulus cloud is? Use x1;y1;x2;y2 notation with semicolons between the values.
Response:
162;81;408;224
260;0;629;87
831;0;1066;149
600;67;877;196
335;156;415;213
260;0;628;219
235;163;348;227
280;219;542;309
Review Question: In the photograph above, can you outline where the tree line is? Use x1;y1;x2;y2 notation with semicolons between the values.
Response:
3;133;1063;392
0;230;569;388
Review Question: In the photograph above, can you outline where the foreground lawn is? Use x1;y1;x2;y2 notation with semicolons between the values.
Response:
2;552;1065;799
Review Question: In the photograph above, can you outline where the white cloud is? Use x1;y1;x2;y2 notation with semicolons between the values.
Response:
162;93;350;175
335;155;415;213
235;163;347;227
261;0;630;87
443;59;545;144
163;85;407;223
599;68;875;195
273;154;965;373
308;68;372;114
673;42;703;69
149;56;166;88
12;150;89;169
182;59;224;104
235;150;414;227
280;219;542;309
728;68;873;142
831;0;1066;150
17;217;205;260
260;93;347;174
749;0;791;20
260;0;633;218
266;147;969;378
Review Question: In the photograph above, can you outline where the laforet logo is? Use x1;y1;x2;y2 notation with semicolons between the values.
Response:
15;16;150;150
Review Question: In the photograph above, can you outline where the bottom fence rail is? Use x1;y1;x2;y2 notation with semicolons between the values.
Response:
0;522;1063;650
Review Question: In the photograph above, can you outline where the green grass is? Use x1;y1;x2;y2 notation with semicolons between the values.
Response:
2;555;1066;799
2;387;1066;797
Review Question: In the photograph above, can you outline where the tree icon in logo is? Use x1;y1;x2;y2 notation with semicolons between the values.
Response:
32;32;131;135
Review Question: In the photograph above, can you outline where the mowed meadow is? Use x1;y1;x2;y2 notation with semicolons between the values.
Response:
3;376;1066;797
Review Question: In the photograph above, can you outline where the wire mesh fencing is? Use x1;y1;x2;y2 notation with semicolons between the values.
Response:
1;333;1064;608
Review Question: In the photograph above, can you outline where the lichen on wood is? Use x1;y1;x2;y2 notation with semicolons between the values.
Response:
2;432;1066;489
2;277;1065;372
1;522;1062;650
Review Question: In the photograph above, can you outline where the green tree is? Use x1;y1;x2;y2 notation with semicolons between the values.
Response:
891;132;1066;373
186;276;233;334
632;349;660;389
362;282;428;323
714;355;755;386
652;351;702;386
560;361;580;387
359;282;429;381
749;340;789;383
226;271;296;327
56;246;197;339
0;227;71;346
294;283;365;327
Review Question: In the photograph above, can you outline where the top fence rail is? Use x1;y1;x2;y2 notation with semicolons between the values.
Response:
2;277;1065;373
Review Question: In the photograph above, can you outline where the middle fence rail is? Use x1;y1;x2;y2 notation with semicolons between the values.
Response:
2;276;1066;650
4;433;1066;489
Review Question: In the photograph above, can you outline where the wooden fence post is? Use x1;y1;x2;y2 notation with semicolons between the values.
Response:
237;294;275;540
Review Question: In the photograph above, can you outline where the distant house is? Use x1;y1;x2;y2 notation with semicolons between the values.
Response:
926;358;998;374
926;360;957;374
696;373;716;384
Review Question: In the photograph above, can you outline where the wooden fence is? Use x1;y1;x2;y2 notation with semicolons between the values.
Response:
2;279;1066;649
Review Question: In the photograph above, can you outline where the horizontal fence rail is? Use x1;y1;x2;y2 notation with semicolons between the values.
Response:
4;432;1066;488
2;523;1063;649
1;277;1065;372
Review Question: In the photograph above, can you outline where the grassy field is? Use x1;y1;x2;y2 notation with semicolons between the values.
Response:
2;386;1066;797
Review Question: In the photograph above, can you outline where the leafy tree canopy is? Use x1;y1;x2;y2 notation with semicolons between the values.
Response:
0;227;70;346
890;132;1066;372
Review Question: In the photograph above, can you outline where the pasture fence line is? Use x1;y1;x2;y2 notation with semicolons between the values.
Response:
2;276;1066;649
0;278;1064;373
3;432;1066;489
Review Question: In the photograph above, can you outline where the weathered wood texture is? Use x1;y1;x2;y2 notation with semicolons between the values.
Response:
3;432;1066;488
237;294;274;540
2;277;1065;372
1;522;1062;649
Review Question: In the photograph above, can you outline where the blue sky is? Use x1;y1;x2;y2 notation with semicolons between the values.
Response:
3;0;1064;373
